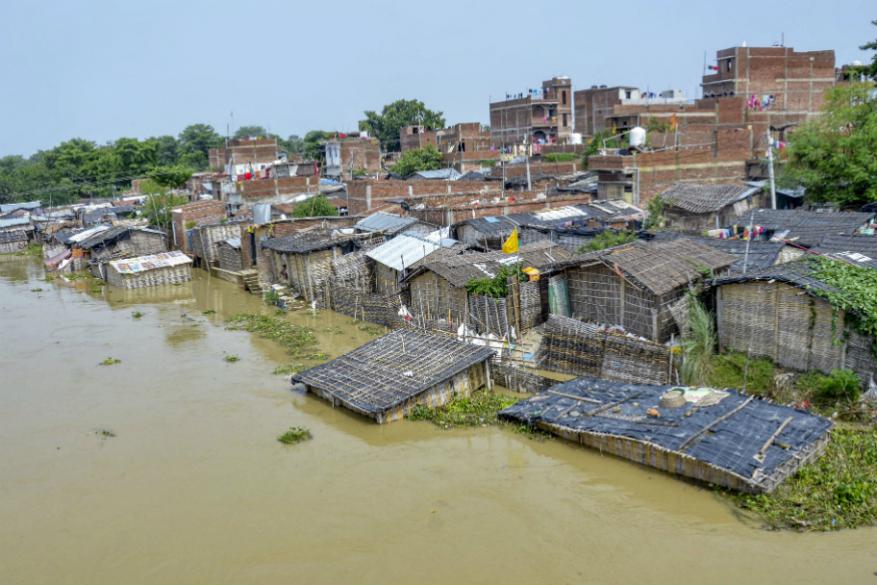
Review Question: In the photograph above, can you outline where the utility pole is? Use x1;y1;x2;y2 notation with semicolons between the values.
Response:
525;136;532;191
766;127;777;210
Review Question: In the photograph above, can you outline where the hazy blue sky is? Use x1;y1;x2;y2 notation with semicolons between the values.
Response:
1;0;874;155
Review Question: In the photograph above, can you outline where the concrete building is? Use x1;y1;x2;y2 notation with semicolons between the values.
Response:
490;77;573;150
208;137;280;179
573;87;688;137
435;123;498;172
325;135;382;180
400;126;437;152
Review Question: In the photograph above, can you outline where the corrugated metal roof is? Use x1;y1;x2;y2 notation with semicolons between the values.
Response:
411;168;462;181
366;232;454;271
533;206;588;221
223;237;242;249
0;216;32;229
0;201;41;214
67;225;110;244
355;211;418;234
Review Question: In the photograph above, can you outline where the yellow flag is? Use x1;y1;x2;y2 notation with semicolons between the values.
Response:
502;227;519;254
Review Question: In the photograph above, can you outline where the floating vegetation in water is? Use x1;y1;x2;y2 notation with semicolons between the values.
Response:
95;428;116;438
272;364;303;376
99;357;121;366
357;323;385;336
733;427;877;531
409;390;519;429
309;352;329;362
225;313;317;358
278;426;312;445
322;326;343;334
223;354;241;363
132;311;144;319
202;309;216;315
30;287;43;292
15;243;42;257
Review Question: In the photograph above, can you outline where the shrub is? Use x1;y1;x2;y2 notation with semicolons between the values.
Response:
577;230;636;253
464;265;526;298
278;426;312;445
542;152;577;162
812;369;861;405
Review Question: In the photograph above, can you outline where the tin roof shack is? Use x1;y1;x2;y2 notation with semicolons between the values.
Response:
365;231;460;295
712;259;877;382
217;238;243;272
566;238;734;342
292;329;495;423
105;251;193;289
0;228;29;254
262;228;372;303
537;315;675;385
77;226;168;277
354;211;419;237
499;377;832;493
661;182;763;231
744;209;874;248
405;241;573;335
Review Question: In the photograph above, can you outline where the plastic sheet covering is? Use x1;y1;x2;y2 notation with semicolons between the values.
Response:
548;275;570;317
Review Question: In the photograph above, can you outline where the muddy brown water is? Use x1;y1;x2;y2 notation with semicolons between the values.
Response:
1;257;875;585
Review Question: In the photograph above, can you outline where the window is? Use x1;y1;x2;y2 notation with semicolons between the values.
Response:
562;91;567;105
625;90;632;99
562;113;568;127
726;59;734;73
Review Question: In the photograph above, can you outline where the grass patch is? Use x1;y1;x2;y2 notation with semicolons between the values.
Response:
733;427;877;531
707;352;777;396
132;311;144;319
278;426;312;445
226;313;317;358
357;323;385;336
576;230;637;253
409;390;519;429
223;354;240;363
272;364;303;376
99;357;121;366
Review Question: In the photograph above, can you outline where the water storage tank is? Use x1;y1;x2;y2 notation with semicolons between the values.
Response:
570;132;583;145
629;126;647;149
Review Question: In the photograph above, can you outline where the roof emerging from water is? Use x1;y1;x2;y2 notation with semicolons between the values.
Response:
500;377;832;493
293;329;494;420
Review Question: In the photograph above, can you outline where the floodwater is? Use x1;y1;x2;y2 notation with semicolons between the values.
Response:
1;256;875;585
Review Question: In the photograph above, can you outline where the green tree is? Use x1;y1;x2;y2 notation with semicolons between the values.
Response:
147;165;193;189
178;124;223;170
785;82;877;207
233;125;268;139
143;192;189;230
302;130;332;161
283;134;305;155
860;20;877;81
292;195;338;218
150;135;179;166
359;99;445;151
390;145;444;177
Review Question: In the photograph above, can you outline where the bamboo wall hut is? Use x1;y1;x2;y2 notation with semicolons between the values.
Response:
191;223;241;267
366;232;460;295
537;315;675;385
565;238;734;342
292;329;495;423
0;229;29;254
500;377;832;493
661;182;763;232
262;229;372;303
77;226;168;276
712;259;877;382
105;251;193;289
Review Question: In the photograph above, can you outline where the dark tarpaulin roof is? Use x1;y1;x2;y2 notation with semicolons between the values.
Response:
262;229;367;254
812;233;877;269
499;377;832;492
650;232;785;275
745;209;873;247
662;182;759;214
293;329;495;418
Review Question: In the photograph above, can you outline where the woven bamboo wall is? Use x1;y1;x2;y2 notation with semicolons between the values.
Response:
106;264;192;289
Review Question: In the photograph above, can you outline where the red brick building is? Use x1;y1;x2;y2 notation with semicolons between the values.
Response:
490;77;573;150
171;200;227;252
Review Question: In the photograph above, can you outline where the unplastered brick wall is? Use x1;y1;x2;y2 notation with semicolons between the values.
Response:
407;193;593;224
490;161;579;178
346;179;501;215
171;200;227;252
239;176;319;200
238;216;360;270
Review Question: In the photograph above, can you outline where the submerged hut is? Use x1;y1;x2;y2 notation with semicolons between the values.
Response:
366;231;460;294
292;329;495;423
77;226;168;276
537;315;674;385
711;259;877;381
0;228;29;254
565;238;733;341
105;251;193;289
661;182;763;231
262;228;372;303
216;237;243;272
500;377;832;493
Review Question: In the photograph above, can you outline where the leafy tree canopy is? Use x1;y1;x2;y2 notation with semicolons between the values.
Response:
784;82;877;207
233;125;268;139
390;145;444;177
292;195;338;218
860;20;877;81
359;99;445;151
147;165;193;189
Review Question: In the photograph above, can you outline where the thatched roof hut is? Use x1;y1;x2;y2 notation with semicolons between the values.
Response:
711;259;876;381
292;329;495;423
661;182;763;231
500;377;832;493
565;238;734;341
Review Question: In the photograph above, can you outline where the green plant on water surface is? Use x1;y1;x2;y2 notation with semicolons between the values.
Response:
464;265;526;299
132;311;144;319
278;426;312;445
272;364;302;376
225;313;317;358
16;243;42;257
264;289;281;305
96;428;116;438
733;427;877;531
409;390;519;429
30;287;43;292
202;309;216;315
99;357;121;366
223;354;240;363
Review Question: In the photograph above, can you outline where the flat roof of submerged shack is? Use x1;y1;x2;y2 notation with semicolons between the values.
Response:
292;329;495;423
499;377;832;493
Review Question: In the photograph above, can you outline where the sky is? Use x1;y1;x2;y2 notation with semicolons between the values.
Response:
0;0;874;156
